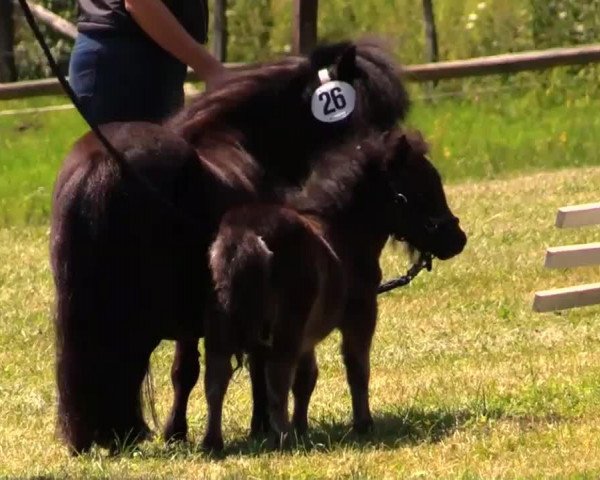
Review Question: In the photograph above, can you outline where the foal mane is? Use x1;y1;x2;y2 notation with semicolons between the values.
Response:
287;131;386;216
288;129;429;216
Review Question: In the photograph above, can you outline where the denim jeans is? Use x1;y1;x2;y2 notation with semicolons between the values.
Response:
68;31;187;125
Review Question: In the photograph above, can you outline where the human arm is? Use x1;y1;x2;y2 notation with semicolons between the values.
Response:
124;0;227;86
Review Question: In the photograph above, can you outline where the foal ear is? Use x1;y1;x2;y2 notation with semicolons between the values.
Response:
335;45;358;81
389;131;412;161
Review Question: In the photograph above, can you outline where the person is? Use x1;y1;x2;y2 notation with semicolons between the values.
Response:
69;0;228;124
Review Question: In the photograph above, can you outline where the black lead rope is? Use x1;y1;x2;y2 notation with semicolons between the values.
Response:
377;253;433;295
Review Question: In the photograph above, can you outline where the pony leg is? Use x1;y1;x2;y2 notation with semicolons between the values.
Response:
291;349;318;435
202;352;233;451
248;351;270;437
341;299;377;434
164;338;200;442
265;359;295;445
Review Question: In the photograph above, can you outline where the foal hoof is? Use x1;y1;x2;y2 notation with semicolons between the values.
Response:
292;419;309;436
270;430;294;451
250;417;271;438
353;418;374;435
202;435;224;452
163;424;188;444
163;413;189;443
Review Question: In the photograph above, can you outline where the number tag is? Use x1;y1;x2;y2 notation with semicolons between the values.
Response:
311;81;356;123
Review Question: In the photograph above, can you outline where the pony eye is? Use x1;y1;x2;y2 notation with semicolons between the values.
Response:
395;193;408;204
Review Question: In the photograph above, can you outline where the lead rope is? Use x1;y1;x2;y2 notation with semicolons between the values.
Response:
377;252;433;295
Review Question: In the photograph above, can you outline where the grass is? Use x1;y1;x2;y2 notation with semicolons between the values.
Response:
1;165;600;478
2;86;600;227
0;97;86;226
2;83;600;477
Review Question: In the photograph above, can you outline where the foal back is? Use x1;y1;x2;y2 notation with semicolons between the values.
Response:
208;204;344;354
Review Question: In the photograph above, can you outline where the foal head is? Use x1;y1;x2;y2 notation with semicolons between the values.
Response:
382;130;467;260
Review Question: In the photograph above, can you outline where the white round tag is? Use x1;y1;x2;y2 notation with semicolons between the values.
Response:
311;81;356;123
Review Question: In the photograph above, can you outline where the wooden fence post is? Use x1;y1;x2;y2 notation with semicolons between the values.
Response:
422;0;439;64
0;0;17;82
213;0;227;62
292;0;318;55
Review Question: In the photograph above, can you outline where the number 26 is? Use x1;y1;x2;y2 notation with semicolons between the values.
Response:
318;87;347;115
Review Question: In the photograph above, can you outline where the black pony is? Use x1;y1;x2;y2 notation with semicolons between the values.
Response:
202;129;467;450
50;40;410;453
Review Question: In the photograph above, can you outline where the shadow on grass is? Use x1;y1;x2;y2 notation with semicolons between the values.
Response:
122;405;504;460
100;405;565;460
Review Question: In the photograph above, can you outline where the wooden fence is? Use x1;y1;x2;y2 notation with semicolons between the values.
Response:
2;43;600;101
2;0;600;101
533;203;600;312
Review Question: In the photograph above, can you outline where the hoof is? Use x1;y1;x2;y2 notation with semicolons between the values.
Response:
293;418;309;436
270;429;294;451
202;435;224;452
67;439;93;457
163;422;188;443
250;416;271;438
353;417;374;435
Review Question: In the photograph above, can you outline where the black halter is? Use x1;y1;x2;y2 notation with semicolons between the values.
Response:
376;181;450;295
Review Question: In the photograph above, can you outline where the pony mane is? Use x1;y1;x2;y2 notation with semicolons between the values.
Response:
166;57;308;142
287;131;386;215
167;38;410;145
193;129;264;196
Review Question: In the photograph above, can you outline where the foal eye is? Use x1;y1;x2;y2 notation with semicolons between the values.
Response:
395;193;408;204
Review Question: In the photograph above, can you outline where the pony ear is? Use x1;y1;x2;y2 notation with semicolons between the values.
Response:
388;130;411;161
390;129;429;161
335;45;358;81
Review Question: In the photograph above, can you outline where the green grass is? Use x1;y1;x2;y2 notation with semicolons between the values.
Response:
0;97;86;226
2;87;600;227
1;167;600;478
1;84;600;477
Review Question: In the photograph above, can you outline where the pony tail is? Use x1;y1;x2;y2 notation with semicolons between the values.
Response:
209;230;274;356
51;159;153;453
51;176;102;453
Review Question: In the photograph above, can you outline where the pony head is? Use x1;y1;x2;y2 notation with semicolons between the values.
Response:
382;130;467;260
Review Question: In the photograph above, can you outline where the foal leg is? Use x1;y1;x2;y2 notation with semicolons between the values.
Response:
341;298;377;434
164;338;200;442
249;350;270;437
292;349;318;435
202;351;233;451
265;358;296;446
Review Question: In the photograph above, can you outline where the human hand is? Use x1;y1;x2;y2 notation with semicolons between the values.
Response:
202;64;235;91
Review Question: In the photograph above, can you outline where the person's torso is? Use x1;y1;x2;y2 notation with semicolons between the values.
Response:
76;0;208;43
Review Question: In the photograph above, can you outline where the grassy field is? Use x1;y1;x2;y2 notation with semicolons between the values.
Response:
2;85;600;478
2;86;600;227
1;166;600;478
